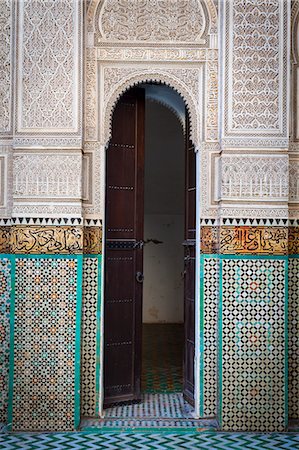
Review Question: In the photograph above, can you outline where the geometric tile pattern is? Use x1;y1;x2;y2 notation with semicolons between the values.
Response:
202;257;218;417
142;324;183;393
80;417;217;429
81;257;100;417
0;258;11;424
10;257;80;431
104;393;194;419
221;258;286;432
288;257;299;419
0;432;299;449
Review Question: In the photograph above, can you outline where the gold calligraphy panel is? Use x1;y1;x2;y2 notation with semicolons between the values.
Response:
289;227;299;255
0;227;11;253
201;226;219;254
83;227;102;254
220;226;288;255
10;226;83;254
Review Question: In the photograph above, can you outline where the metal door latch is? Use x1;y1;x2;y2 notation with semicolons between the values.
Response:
136;272;144;283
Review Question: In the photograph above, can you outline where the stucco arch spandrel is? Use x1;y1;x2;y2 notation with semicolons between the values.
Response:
87;0;217;37
101;71;200;149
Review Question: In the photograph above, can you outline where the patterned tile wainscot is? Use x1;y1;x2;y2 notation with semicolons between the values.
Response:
8;256;82;431
219;257;287;432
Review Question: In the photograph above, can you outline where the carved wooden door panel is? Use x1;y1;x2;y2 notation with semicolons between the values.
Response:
104;88;145;406
183;113;196;406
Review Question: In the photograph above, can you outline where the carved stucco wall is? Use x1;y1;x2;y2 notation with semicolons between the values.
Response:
291;0;299;220
11;0;83;219
219;0;290;221
84;0;219;220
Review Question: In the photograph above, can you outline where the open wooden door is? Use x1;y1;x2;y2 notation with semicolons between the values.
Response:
104;88;145;406
183;112;196;405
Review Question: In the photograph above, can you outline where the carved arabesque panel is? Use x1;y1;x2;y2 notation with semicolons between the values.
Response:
222;0;288;148
98;0;207;43
16;0;81;134
221;155;289;201
0;0;12;135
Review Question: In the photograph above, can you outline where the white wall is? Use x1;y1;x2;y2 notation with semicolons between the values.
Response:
143;95;185;323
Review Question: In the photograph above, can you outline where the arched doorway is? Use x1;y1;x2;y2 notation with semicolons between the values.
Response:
103;83;197;416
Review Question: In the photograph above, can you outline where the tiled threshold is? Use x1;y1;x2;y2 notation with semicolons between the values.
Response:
80;393;218;431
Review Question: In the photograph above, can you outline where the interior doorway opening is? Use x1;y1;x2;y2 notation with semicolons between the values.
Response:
142;92;185;396
103;82;196;421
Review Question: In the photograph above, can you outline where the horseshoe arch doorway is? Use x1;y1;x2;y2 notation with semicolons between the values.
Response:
103;82;198;414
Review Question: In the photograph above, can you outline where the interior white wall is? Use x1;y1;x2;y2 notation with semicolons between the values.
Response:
143;96;185;324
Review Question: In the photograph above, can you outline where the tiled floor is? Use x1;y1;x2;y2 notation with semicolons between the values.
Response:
142;324;183;393
1;432;299;449
81;393;213;430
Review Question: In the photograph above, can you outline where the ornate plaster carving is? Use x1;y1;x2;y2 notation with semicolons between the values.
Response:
0;146;12;218
101;67;202;148
97;0;207;44
16;0;82;135
222;0;289;147
88;0;218;37
13;153;82;200
289;156;299;203
221;155;289;201
0;0;12;135
83;142;105;218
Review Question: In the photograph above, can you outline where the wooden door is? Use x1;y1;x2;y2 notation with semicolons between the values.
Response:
104;88;145;406
183;113;196;405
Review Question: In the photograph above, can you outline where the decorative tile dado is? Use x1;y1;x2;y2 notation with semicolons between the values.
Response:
0;0;13;135
201;257;218;417
16;0;82;135
220;258;286;431
0;258;11;423
10;257;82;431
220;227;288;255
96;0;209;45
288;257;299;420
81;257;100;417
201;226;218;254
222;0;288;147
10;226;83;254
83;227;102;255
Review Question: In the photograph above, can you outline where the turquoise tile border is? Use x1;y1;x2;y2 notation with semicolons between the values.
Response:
95;255;102;416
7;254;15;430
199;255;204;417
83;254;102;417
7;254;83;431
75;255;83;430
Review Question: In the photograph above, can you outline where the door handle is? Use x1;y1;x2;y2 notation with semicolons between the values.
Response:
136;272;144;283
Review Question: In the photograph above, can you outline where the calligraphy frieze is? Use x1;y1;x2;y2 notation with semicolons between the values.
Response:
83;226;102;254
201;226;219;254
220;226;288;255
289;227;299;255
10;226;83;254
0;226;11;253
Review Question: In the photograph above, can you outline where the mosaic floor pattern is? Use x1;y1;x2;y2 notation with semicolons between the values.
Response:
1;432;299;449
81;393;212;429
142;324;183;393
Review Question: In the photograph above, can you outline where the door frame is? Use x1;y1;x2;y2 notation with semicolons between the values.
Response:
98;92;202;420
